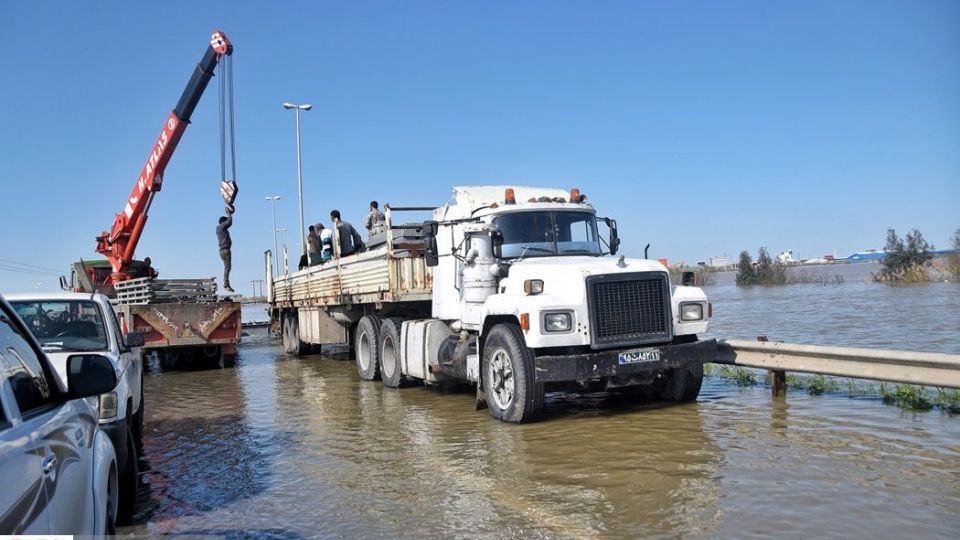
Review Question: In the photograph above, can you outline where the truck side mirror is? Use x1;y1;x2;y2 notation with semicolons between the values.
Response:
422;220;439;267
59;275;69;290
604;218;620;255
66;354;118;398
491;230;504;258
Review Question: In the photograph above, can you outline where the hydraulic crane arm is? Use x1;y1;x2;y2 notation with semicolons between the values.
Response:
96;31;233;283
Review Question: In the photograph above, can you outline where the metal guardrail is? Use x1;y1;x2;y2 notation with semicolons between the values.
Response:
715;339;960;390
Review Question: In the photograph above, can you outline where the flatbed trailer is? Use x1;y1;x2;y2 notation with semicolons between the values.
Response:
270;208;433;353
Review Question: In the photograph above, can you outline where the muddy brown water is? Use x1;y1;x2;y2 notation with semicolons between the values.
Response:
122;263;960;538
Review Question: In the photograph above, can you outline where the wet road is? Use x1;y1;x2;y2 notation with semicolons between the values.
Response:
121;263;960;538
120;334;960;538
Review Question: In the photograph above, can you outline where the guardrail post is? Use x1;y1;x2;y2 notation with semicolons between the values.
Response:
772;370;786;398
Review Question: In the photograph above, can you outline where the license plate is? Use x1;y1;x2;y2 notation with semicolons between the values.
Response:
618;348;661;364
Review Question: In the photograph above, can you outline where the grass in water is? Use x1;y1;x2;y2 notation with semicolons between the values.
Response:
880;384;933;411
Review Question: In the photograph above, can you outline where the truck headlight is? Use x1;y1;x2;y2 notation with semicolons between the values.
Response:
98;391;118;420
679;302;704;321
543;312;572;332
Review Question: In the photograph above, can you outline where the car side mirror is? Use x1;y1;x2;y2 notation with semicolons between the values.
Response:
422;220;439;267
125;331;144;348
59;275;69;290
604;218;620;255
67;354;117;398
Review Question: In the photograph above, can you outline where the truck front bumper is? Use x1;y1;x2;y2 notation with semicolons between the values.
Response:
533;338;717;383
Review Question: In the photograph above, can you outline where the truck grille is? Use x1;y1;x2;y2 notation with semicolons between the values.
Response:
587;272;672;348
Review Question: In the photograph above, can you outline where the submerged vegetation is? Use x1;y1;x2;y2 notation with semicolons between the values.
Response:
948;228;960;281
668;265;718;287
736;247;787;286
874;228;935;283
704;366;960;414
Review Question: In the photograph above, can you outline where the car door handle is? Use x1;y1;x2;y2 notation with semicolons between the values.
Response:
42;454;57;475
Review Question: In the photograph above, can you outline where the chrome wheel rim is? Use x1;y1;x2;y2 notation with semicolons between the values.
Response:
490;348;515;409
382;334;396;378
358;330;371;371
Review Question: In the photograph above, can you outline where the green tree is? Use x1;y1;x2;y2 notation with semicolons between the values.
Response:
736;250;756;286
755;247;787;285
878;228;934;282
948;227;960;280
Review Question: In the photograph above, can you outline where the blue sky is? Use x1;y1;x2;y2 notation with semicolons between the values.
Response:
1;1;957;294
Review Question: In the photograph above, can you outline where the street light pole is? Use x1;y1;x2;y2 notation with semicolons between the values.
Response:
264;195;281;275
282;102;312;265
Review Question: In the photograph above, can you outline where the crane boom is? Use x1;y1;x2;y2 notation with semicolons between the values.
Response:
95;30;233;283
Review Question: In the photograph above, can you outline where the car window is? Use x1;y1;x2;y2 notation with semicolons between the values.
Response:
0;314;54;415
10;299;109;353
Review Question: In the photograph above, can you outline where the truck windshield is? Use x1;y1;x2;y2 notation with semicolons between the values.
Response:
9;300;109;353
494;211;601;258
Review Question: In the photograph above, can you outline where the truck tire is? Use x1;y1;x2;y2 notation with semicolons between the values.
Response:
354;315;382;380
482;323;544;423
378;318;404;388
282;313;309;356
658;362;704;402
117;426;139;523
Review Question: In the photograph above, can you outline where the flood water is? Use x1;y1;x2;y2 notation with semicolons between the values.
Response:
121;263;960;539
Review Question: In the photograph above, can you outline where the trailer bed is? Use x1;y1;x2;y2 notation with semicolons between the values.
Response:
272;245;433;308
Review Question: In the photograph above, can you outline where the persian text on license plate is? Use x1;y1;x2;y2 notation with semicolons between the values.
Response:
618;349;661;364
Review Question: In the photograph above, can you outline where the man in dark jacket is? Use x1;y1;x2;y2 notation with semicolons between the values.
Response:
330;209;364;257
217;207;234;292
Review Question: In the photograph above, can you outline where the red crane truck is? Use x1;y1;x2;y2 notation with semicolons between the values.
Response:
70;30;241;368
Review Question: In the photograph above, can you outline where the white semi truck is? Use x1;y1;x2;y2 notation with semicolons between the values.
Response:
267;186;716;423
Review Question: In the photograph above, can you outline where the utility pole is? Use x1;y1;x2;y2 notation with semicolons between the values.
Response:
282;102;312;266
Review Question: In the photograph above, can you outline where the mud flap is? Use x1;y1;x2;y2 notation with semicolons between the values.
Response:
475;383;487;410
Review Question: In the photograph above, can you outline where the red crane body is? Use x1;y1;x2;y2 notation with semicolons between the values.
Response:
96;31;233;284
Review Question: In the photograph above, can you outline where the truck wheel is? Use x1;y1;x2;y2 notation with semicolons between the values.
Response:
482;323;544;423
117;426;139;523
354;315;382;380
658;362;704;402
379;318;404;388
282;313;309;356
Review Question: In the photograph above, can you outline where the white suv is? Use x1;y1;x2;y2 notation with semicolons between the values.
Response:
0;294;119;534
7;292;144;521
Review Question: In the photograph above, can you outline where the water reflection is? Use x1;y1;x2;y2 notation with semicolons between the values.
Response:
119;333;960;539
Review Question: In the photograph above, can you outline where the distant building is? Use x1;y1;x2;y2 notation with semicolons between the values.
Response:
777;250;796;264
709;255;736;269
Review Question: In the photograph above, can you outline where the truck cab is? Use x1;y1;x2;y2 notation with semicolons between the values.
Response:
421;186;715;421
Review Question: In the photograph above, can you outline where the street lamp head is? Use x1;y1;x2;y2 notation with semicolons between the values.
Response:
265;195;281;201
300;104;313;111
282;102;296;109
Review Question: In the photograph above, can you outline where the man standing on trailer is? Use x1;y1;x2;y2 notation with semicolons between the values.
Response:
364;200;385;234
330;209;364;257
217;207;235;292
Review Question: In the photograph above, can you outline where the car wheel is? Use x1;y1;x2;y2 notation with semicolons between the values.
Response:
482;323;544;423
134;386;145;453
354;315;382;380
117;427;139;522
378;318;404;388
106;463;118;534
